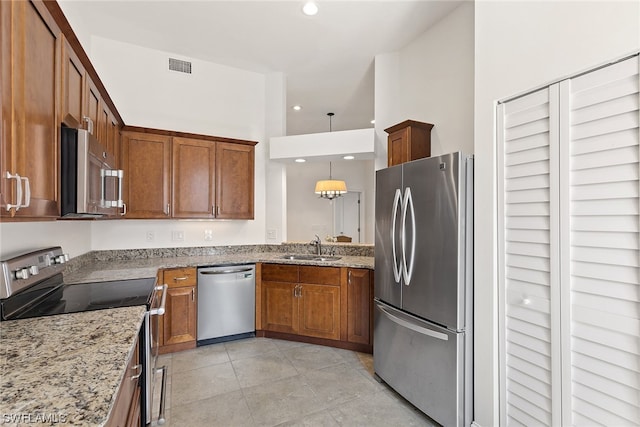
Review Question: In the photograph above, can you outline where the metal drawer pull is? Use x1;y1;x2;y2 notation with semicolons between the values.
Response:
130;364;142;380
173;276;188;281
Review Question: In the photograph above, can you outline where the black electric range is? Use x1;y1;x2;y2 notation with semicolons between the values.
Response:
0;247;155;321
0;247;169;426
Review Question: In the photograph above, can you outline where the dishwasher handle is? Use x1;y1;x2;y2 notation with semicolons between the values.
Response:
199;267;254;275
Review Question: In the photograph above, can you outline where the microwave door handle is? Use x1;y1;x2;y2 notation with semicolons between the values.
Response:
100;168;106;207
116;170;124;208
391;188;402;283
101;169;124;208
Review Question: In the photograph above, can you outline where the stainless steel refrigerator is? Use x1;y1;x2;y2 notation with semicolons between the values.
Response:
374;152;473;427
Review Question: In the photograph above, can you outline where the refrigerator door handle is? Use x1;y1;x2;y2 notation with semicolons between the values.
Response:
391;188;402;283
376;303;449;341
401;187;416;286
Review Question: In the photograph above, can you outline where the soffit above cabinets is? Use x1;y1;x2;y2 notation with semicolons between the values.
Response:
269;128;375;163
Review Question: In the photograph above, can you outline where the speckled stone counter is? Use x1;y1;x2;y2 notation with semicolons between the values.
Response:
0;306;146;426
64;249;374;285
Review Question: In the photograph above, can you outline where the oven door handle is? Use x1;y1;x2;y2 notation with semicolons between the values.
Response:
149;284;168;316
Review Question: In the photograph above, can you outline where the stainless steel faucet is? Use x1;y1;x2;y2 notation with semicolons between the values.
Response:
311;235;322;255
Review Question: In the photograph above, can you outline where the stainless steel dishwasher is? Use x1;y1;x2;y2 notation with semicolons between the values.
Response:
197;264;255;345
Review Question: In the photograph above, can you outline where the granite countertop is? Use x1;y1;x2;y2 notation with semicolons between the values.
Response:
65;252;374;285
0;306;146;426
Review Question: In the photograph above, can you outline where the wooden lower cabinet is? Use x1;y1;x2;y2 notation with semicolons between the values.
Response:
260;264;371;352
298;283;341;340
158;267;197;354
262;281;298;334
346;268;372;345
106;333;141;427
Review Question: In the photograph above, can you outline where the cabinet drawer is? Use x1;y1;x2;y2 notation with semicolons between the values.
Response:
163;267;197;288
262;264;299;283
299;266;340;285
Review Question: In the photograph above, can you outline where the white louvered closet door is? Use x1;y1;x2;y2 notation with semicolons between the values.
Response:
498;86;562;427
560;55;640;426
499;54;640;427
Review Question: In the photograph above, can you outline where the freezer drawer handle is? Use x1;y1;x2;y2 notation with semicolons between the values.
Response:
199;268;254;275
377;304;448;341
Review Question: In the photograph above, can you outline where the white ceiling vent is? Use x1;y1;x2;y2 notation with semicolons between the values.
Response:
169;58;192;74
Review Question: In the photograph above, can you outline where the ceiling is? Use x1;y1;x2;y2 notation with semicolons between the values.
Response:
59;0;463;135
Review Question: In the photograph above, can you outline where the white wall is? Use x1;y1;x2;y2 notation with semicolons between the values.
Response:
83;36;270;249
265;72;288;244
286;161;374;243
474;1;640;426
374;2;474;170
0;222;91;259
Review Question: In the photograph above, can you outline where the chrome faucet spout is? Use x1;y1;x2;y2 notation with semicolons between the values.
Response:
310;235;322;255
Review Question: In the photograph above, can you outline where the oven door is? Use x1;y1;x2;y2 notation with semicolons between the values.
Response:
146;284;167;425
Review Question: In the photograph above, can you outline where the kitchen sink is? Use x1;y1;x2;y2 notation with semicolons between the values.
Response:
280;254;342;262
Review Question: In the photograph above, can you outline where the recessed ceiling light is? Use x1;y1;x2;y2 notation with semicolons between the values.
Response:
295;158;306;163
343;155;355;160
370;119;375;124
302;2;318;16
292;105;302;111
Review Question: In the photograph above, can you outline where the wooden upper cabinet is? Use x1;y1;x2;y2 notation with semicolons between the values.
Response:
1;0;61;218
385;120;434;167
172;135;255;219
121;132;172;218
216;142;254;219
60;36;85;128
172;137;216;219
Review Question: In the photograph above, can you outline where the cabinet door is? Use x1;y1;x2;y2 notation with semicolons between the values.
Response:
121;132;171;218
163;286;197;346
298;283;341;340
99;102;110;150
60;37;85;128
347;269;371;345
215;142;254;219
262;281;298;334
3;0;61;218
108;113;120;168
0;1;12;215
106;335;140;427
85;76;100;137
387;128;409;167
172;137;216;218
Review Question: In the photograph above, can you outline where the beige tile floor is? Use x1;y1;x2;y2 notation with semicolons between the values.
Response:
153;337;439;427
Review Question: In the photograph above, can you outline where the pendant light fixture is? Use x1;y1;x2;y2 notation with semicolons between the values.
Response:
315;113;348;200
